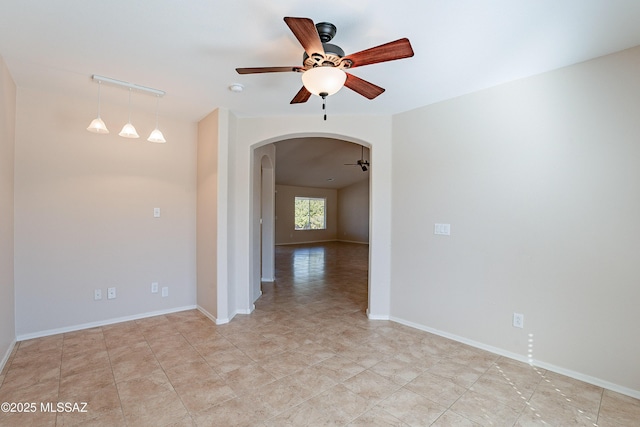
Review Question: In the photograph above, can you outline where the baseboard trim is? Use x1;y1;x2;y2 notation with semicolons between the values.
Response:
0;339;17;374
390;316;640;400
16;305;197;341
366;309;390;320
337;239;369;245
196;305;229;325
275;239;336;246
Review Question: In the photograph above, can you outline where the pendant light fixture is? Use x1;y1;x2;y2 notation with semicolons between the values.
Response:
87;75;165;140
147;95;166;143
86;80;109;134
119;88;139;138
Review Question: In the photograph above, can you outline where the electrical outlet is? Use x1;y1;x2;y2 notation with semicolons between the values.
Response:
151;282;158;293
107;287;116;299
513;312;524;328
161;287;168;297
94;289;102;300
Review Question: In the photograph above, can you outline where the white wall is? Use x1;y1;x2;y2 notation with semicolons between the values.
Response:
391;46;640;395
14;87;198;337
337;179;369;244
275;184;338;245
0;56;16;368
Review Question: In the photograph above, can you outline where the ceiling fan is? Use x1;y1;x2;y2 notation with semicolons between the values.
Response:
236;17;414;106
345;146;370;171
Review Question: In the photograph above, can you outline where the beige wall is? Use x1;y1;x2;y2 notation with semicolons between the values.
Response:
337;179;369;244
14;87;197;337
196;109;219;320
0;56;16;366
391;46;640;394
275;184;338;245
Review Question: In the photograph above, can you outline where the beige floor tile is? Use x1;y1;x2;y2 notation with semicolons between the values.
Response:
347;407;409;426
598;389;640;426
61;349;110;377
378;388;447;426
342;370;403;403
515;402;599;426
117;371;188;426
430;410;482;426
221;362;277;395
369;354;428;385
406;371;468;407
428;358;485;388
532;371;603;417
469;371;533;411
193;395;275;427
172;375;236;413
450;390;521;426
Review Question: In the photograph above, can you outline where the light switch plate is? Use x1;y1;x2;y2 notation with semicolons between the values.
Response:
434;223;451;235
153;208;160;218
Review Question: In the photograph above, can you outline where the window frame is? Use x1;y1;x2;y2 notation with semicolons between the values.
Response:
294;196;327;231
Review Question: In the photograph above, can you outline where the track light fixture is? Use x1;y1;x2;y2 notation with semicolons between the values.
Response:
87;75;166;142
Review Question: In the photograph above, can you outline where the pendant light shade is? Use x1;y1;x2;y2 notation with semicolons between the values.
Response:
301;66;346;96
87;81;109;134
147;95;166;143
119;122;139;138
147;128;166;143
119;88;139;138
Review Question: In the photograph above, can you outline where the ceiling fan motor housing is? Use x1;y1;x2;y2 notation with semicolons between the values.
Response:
303;42;345;68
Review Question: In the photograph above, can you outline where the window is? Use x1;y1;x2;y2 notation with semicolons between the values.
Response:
294;197;326;230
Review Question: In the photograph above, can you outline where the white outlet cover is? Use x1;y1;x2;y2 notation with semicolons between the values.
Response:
513;312;524;328
161;287;168;297
94;289;102;300
151;282;158;293
107;287;116;299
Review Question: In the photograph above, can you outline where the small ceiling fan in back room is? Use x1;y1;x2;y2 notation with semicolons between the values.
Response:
345;145;370;171
236;17;414;119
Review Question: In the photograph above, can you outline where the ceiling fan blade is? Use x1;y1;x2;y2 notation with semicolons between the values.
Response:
344;73;385;99
290;86;312;104
284;17;325;58
236;66;303;74
342;38;414;69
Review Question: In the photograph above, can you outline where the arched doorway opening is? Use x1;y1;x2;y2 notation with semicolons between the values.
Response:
251;136;371;314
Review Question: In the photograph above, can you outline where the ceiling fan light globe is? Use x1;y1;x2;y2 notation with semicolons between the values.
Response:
301;67;346;96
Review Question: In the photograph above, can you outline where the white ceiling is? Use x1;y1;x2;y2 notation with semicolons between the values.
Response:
2;1;640;189
2;0;640;122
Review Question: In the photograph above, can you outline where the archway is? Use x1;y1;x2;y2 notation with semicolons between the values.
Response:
250;135;376;315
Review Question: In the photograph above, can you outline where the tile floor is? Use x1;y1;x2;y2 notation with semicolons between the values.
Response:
1;242;639;426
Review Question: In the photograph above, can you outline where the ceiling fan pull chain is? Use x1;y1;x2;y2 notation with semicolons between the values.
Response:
321;93;327;121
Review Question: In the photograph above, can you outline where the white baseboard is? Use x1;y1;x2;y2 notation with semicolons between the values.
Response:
275;239;336;246
337;239;369;245
16;305;197;341
390;316;640;400
366;309;390;320
0;339;17;374
196;305;229;325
